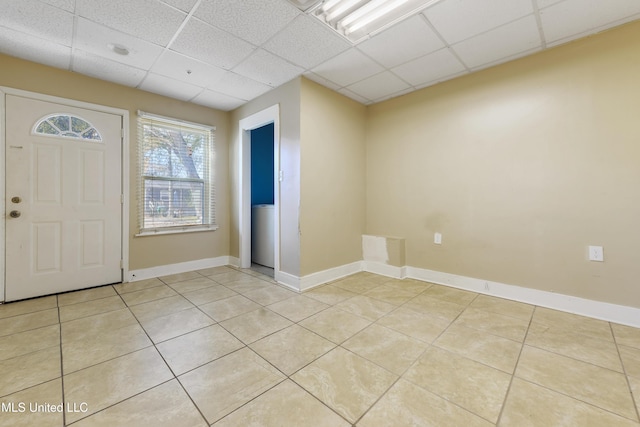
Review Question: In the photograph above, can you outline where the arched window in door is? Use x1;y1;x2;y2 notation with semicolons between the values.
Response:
33;114;103;141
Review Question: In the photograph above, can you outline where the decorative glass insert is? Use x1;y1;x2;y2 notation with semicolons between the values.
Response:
34;114;102;141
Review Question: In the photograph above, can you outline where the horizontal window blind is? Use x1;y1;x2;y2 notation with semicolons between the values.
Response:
137;111;216;233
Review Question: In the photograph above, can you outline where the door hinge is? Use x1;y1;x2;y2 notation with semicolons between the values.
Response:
121;128;125;138
120;259;124;269
121;194;124;204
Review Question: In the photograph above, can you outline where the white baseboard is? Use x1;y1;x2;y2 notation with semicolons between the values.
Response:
228;256;240;268
363;261;405;279
299;261;364;291
128;256;232;282
130;256;640;328
405;266;640;328
274;262;363;292
275;270;301;292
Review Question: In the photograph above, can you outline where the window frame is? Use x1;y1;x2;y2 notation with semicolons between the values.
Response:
136;111;217;236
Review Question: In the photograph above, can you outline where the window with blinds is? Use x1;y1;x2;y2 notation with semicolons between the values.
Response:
137;111;216;234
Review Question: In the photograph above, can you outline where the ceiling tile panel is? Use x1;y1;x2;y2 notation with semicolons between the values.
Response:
39;0;75;12
452;15;542;69
0;0;73;45
375;86;415;103
72;50;147;87
358;15;444;68
1;0;639;109
302;72;342;91
191;89;246;111
337;87;373;104
233;49;304;87
195;0;300;45
151;51;227;88
213;72;273;100
424;0;533;44
171;18;255;69
469;47;540;73
312;48;384;88
161;0;198;12
392;48;466;86
76;0;186;46
415;70;467;90
75;18;164;69
139;72;204;101
0;26;71;69
263;14;351;69
346;71;410;101
536;0;564;8
541;0;640;43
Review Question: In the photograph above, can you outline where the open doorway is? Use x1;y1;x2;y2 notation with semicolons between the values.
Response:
238;105;280;279
250;123;275;277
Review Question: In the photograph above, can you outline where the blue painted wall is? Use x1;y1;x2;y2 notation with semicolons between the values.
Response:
251;123;274;206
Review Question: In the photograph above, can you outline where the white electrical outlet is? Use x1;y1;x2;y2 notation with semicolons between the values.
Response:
588;246;604;262
434;232;442;245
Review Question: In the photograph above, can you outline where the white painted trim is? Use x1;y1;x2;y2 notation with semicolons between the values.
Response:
362;261;405;279
120;110;130;284
238;104;281;276
0;91;6;302
275;270;301;292
126;254;640;328
404;266;640;328
0;87;130;302
128;256;232;282
299;261;364;291
228;256;241;268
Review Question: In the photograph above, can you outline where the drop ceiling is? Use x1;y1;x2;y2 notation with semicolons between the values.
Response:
1;0;639;111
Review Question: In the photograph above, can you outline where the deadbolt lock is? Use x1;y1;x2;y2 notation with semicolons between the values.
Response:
11;196;21;203
9;210;21;218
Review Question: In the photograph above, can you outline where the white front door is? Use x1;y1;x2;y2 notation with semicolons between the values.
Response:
5;95;122;301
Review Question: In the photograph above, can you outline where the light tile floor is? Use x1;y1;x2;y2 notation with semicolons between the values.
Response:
1;267;639;426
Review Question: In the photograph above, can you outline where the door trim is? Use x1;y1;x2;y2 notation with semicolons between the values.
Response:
0;87;130;302
238;104;281;276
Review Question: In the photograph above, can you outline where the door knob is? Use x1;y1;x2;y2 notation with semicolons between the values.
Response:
11;196;21;203
9;210;21;218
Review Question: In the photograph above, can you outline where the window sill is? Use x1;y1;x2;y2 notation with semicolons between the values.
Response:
135;225;218;237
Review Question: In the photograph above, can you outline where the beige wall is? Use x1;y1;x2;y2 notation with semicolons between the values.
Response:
300;78;366;275
366;22;640;308
230;78;301;276
0;54;230;270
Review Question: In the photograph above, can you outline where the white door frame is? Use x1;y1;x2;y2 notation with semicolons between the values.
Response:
0;87;130;302
238;104;280;275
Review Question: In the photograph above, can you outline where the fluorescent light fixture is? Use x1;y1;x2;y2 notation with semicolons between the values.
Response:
339;0;389;28
344;0;411;34
288;0;443;43
322;0;365;21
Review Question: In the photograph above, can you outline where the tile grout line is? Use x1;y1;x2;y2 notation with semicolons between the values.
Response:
7;268;640;425
168;269;339;425
117;286;211;426
493;308;639;424
610;322;640;423
303;278;454;425
494;305;536;426
208;274;377;426
365;291;504;425
60;286;167;423
56;295;69;427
